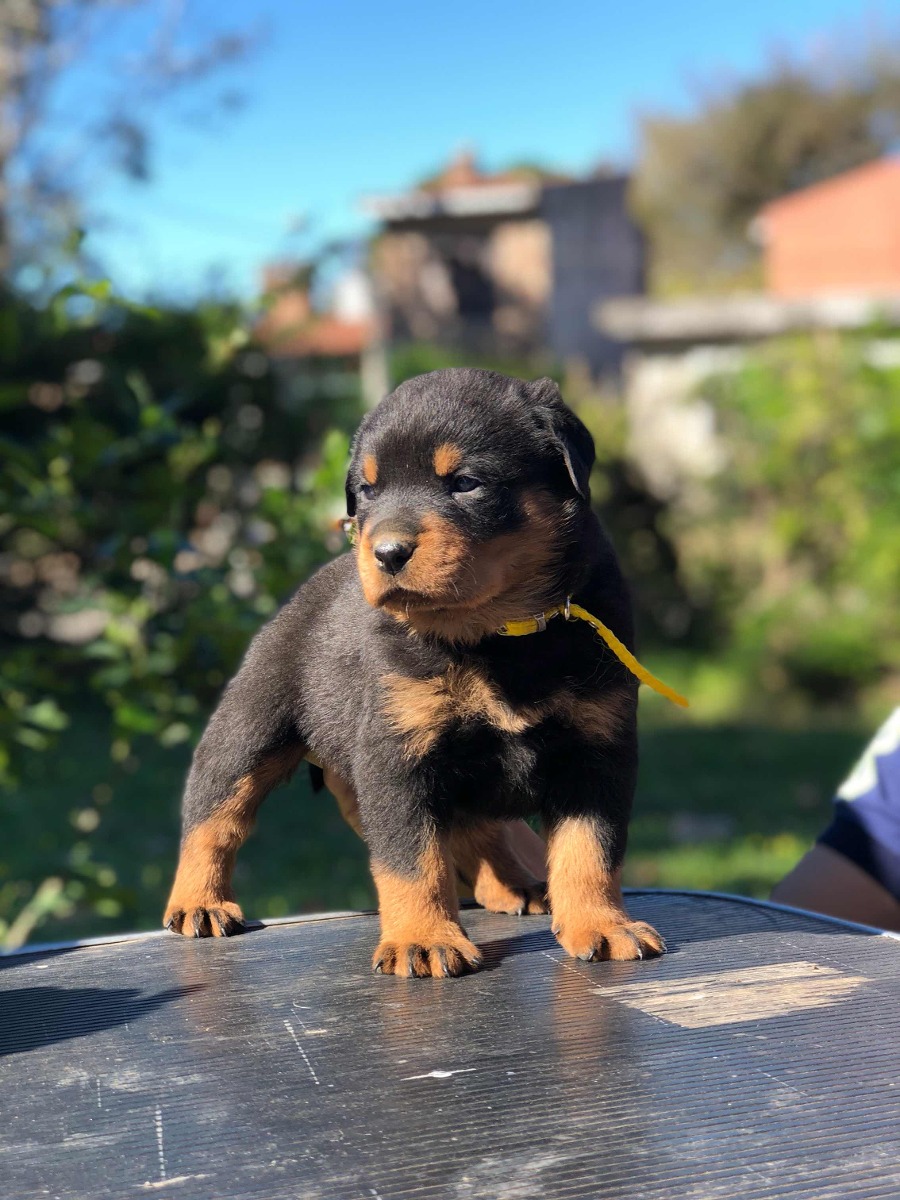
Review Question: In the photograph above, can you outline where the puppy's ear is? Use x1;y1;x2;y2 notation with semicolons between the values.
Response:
344;432;361;517
528;378;595;500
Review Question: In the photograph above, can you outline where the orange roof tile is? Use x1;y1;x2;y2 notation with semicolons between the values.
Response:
256;287;373;359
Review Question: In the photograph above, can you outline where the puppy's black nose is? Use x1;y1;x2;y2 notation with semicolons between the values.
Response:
373;538;415;575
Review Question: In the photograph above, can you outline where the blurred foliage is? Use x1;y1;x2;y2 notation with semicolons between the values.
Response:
625;724;863;896
0;280;359;945
0;1;254;276
572;377;701;649
632;38;900;294
671;332;900;717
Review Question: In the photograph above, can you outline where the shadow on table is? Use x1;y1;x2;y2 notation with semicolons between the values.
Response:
0;982;204;1057
467;894;886;972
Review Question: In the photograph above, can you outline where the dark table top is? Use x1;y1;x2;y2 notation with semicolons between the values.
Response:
2;892;899;1200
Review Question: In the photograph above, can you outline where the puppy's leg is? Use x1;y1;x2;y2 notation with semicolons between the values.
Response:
318;760;482;972
324;773;545;912
321;766;364;838
164;648;304;937
546;815;664;961
449;820;547;915
542;725;664;962
370;830;482;978
505;818;548;880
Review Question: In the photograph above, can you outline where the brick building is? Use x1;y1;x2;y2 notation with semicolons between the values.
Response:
364;152;645;373
757;158;900;298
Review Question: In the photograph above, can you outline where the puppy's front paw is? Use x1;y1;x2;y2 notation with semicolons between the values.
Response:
373;924;482;978
553;916;665;963
164;899;245;938
474;878;548;916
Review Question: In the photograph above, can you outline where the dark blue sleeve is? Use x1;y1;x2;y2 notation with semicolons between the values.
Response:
818;708;900;903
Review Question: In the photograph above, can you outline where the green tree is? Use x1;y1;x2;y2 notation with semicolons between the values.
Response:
632;36;900;294
675;332;900;712
0;0;253;278
0;280;359;945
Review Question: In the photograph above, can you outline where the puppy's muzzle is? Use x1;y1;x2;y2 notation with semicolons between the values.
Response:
373;536;417;576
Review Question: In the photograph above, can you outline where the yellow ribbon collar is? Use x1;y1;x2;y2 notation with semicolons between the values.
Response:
497;598;689;709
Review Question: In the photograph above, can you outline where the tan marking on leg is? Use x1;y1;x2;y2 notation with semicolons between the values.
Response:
433;442;463;477
371;836;481;977
506;818;549;880
321;766;364;837
449;821;547;914
164;743;305;937
362;454;378;485
547;816;664;962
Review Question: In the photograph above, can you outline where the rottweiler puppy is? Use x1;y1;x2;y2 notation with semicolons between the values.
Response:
164;368;665;977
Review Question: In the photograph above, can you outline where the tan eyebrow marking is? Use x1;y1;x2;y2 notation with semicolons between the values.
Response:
362;454;378;485
433;443;463;477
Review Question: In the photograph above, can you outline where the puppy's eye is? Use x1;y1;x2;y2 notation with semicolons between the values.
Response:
451;475;482;494
359;483;376;501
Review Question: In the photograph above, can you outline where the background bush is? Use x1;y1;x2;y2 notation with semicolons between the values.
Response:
672;332;900;720
0;281;359;945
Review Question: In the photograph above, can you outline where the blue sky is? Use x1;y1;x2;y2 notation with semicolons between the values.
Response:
48;0;889;300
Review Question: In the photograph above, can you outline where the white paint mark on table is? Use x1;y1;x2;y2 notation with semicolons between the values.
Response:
597;961;867;1029
401;1068;477;1081
142;1174;210;1190
283;1019;321;1085
153;1105;166;1181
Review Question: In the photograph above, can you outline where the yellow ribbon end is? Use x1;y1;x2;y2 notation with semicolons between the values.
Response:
567;603;689;708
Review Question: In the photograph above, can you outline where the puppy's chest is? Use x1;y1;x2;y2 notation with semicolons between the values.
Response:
379;661;630;761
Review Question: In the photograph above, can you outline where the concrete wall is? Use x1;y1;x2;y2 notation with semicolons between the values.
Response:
594;292;900;501
372;178;645;369
542;177;645;374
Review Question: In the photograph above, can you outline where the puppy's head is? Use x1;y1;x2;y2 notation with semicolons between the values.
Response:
345;368;595;643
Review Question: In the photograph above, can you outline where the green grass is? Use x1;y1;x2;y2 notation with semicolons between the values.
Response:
3;708;865;946
625;724;861;895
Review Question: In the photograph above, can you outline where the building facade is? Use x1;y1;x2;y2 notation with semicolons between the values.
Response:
365;153;645;374
757;158;900;298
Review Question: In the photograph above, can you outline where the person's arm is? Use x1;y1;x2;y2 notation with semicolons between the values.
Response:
772;708;900;932
771;843;900;931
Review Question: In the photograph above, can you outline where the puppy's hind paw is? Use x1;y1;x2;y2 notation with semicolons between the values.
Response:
475;878;548;916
